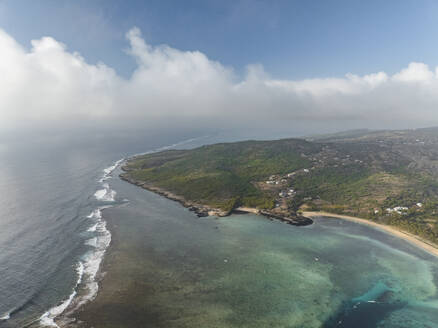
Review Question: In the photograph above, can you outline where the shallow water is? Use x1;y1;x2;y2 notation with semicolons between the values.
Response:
78;169;438;328
1;132;438;327
0;134;210;327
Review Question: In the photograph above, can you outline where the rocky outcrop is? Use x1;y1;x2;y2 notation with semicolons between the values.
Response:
120;167;313;227
119;173;230;217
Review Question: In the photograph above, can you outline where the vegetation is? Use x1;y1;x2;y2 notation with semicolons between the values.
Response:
124;139;319;210
123;128;438;244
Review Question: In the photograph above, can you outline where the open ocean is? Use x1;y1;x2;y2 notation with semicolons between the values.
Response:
0;133;209;327
0;133;438;327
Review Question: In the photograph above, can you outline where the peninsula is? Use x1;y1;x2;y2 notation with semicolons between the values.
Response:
121;128;438;247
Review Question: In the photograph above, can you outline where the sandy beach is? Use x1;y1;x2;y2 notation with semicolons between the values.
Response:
302;211;438;258
66;176;438;328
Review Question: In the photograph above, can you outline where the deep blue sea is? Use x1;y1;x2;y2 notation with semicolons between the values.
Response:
0;133;437;328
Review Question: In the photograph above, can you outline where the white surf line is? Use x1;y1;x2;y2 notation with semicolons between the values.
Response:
0;312;11;321
38;158;120;327
94;183;117;202
98;158;124;183
39;262;84;327
38;136;208;327
75;211;111;309
129;135;208;158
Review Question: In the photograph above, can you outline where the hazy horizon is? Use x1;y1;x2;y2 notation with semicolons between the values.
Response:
3;2;438;327
3;1;438;140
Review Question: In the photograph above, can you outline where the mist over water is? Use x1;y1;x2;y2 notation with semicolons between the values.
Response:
0;131;437;327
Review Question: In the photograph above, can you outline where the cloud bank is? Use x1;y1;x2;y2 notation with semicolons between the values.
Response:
1;27;438;135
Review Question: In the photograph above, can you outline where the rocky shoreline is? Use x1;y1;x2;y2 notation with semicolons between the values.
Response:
120;166;312;227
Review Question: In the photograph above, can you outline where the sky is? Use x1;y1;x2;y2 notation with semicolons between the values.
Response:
2;0;438;138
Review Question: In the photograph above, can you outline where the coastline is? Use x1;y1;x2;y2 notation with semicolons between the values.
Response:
62;208;120;328
67;178;438;327
119;173;229;217
302;211;438;258
120;163;438;256
119;169;313;226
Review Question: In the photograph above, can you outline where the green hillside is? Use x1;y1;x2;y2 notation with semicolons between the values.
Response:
123;139;320;211
122;129;438;243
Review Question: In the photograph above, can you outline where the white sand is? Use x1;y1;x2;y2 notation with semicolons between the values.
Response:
303;211;438;258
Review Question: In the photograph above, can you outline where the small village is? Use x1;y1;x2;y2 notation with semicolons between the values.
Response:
262;170;306;210
257;143;370;215
256;136;434;221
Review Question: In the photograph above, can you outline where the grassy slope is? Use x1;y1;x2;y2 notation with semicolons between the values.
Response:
296;170;438;243
124;139;319;211
123;135;438;243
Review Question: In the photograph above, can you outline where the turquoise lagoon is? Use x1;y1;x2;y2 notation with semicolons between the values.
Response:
84;172;438;328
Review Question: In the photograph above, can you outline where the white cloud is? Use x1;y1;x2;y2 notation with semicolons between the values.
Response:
0;29;119;127
392;62;435;82
1;27;438;135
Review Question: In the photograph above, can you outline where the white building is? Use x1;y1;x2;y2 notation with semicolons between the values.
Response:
386;206;408;214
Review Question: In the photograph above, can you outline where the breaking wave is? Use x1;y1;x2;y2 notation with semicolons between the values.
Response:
0;312;11;321
39;262;84;327
39;158;120;327
38;137;203;327
94;183;116;202
99;158;124;183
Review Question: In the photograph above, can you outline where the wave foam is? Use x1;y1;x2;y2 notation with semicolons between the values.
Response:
94;183;116;202
85;237;97;247
99;158;124;183
39;158;121;326
76;218;111;308
87;223;98;232
0;312;10;321
39;207;111;327
39;262;84;327
39;139;203;327
87;208;102;220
